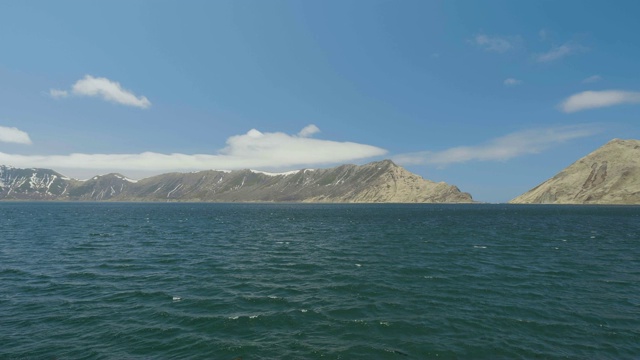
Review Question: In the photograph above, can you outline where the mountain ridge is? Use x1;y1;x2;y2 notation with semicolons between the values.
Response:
510;138;640;204
0;160;473;203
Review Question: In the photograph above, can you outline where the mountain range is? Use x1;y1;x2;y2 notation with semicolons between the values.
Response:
0;160;473;203
3;139;640;204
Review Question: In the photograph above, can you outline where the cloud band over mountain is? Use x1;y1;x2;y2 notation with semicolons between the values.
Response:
0;125;386;177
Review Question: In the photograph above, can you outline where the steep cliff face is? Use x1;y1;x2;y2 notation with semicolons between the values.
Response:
510;139;640;204
0;160;473;203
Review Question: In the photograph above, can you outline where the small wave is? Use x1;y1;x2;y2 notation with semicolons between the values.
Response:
67;271;99;280
0;268;31;276
89;232;114;237
385;349;409;357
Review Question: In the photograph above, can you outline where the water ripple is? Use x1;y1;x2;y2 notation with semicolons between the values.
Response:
1;203;639;359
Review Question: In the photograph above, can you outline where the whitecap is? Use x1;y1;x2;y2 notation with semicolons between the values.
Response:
172;296;181;301
355;263;362;267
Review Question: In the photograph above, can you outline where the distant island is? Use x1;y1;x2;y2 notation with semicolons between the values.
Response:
0;160;473;203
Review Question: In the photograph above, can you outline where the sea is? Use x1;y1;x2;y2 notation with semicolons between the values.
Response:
1;202;639;359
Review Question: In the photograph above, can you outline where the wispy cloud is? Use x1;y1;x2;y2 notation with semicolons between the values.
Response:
0;125;32;145
0;125;386;177
581;75;602;84
536;42;586;62
49;75;151;109
560;90;640;113
472;34;517;53
48;89;69;98
393;125;599;166
503;78;522;86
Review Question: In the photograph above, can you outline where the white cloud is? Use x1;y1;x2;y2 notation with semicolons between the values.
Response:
560;90;640;113
50;75;151;109
298;124;320;137
536;42;585;62
582;75;602;84
0;125;32;145
503;78;522;86
472;34;515;53
393;125;599;166
0;125;386;177
72;75;151;108
49;89;68;98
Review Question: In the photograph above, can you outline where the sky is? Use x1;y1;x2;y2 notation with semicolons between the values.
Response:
1;0;639;202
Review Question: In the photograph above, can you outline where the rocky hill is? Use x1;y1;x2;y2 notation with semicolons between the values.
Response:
510;139;640;204
0;166;69;200
0;160;473;203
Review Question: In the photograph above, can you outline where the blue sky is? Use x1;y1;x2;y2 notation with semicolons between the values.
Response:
1;0;639;202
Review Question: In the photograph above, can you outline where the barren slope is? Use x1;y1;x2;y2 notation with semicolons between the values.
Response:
510;139;640;204
0;160;474;203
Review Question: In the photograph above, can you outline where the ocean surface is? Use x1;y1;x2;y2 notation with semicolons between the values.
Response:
1;203;639;359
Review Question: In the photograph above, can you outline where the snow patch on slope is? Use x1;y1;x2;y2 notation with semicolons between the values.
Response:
250;169;301;177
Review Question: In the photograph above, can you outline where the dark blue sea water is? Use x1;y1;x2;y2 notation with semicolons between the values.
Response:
1;203;639;359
